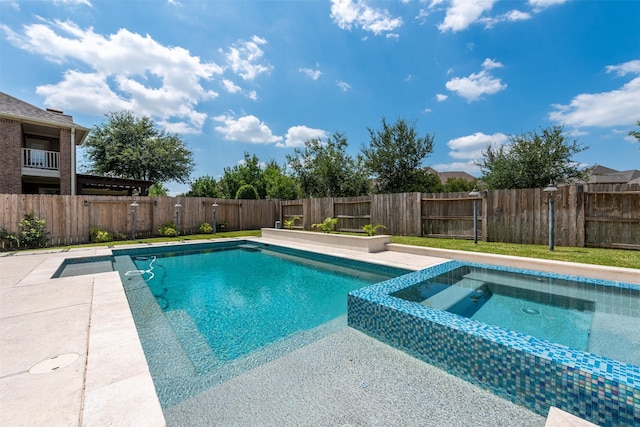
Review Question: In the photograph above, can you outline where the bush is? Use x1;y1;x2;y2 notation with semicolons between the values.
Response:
158;221;178;237
199;222;213;234
235;184;259;200
312;217;338;233
90;226;113;243
283;216;300;230
362;224;386;236
17;211;48;248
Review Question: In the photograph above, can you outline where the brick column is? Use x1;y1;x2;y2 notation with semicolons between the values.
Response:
59;128;71;195
0;118;23;194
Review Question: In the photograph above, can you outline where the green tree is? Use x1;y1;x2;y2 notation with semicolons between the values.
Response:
219;152;266;199
184;175;222;197
148;182;169;196
236;184;259;199
629;120;640;148
263;160;301;200
286;132;370;198
442;177;477;193
478;125;588;189
84;111;194;183
362;117;437;193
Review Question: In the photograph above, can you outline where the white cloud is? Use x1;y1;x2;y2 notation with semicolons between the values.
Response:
436;93;448;102
277;126;328;148
446;132;509;160
480;10;531;28
223;35;273;81
299;67;322;80
222;79;241;93
605;60;640;76
213;114;282;144
528;0;568;12
549;79;640;128
438;0;497;32
330;0;403;36
445;58;506;102
3;19;222;133
336;80;352;92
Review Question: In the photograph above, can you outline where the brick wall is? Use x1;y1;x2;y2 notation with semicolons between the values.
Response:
0;118;22;194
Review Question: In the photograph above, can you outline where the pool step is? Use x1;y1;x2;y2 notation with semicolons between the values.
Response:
421;278;485;311
165;310;218;374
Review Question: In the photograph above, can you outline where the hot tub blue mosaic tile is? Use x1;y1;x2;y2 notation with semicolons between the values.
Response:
348;260;640;427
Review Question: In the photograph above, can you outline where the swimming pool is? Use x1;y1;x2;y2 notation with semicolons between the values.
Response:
348;260;640;426
113;241;408;408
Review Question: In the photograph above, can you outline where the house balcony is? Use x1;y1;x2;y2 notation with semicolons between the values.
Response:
22;148;61;178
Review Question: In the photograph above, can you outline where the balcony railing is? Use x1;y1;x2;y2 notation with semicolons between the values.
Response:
22;148;60;170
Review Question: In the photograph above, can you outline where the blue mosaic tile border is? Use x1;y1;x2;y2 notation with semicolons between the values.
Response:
348;260;640;426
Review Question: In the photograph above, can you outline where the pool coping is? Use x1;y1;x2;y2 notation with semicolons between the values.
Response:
1;237;637;425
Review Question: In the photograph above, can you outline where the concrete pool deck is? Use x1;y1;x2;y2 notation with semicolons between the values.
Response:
1;237;637;426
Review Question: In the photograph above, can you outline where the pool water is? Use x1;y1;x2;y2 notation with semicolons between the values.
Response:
391;265;638;364
117;242;407;407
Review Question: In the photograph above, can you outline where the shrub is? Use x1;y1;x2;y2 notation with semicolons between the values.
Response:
312;217;338;233
235;184;259;200
283;216;300;230
90;226;113;243
362;224;387;236
158;221;178;237
17;211;48;248
0;227;17;242
199;222;213;234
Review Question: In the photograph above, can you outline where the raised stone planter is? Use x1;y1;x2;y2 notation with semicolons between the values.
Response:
261;228;390;253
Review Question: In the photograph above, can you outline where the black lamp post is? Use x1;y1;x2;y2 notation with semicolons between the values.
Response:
212;203;218;234
174;200;182;235
543;182;558;251
130;192;139;240
469;188;480;244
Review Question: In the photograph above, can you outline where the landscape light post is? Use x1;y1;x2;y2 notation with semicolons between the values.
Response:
469;188;480;244
212;203;218;234
174;199;182;235
130;191;139;240
543;182;558;251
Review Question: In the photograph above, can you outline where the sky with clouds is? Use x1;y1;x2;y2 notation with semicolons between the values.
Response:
1;0;639;194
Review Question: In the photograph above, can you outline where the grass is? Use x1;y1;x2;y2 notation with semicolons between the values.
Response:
391;236;640;269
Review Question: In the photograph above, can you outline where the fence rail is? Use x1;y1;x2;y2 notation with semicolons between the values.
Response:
1;183;638;250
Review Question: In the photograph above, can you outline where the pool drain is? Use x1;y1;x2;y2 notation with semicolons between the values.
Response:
521;307;541;315
29;353;79;374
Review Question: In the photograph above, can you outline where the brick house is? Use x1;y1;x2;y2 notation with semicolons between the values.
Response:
1;92;153;195
0;91;89;195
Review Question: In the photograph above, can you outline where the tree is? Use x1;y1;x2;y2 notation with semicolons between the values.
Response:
184;175;222;197
629;120;640;148
84;111;194;183
236;184;259;199
362;117;437;193
477;125;588;189
286;132;370;198
442;177;477;193
219;152;266;199
263;160;301;200
148;182;169;196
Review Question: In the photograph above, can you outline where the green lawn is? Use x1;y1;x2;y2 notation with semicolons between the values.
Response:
391;236;640;269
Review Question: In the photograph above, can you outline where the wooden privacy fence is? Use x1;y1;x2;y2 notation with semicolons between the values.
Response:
1;183;638;249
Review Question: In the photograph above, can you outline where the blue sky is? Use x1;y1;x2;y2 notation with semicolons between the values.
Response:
1;0;639;195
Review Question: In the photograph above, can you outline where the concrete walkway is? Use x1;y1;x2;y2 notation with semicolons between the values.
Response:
1;237;634;426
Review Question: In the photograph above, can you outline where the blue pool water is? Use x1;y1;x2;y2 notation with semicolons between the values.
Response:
115;242;407;407
391;265;603;352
